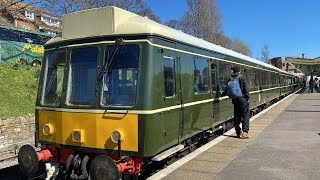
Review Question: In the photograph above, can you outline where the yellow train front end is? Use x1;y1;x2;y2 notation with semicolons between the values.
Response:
18;43;142;179
17;7;146;178
18;39;143;179
37;110;138;153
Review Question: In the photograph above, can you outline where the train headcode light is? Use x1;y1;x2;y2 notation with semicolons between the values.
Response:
111;129;125;143
43;123;54;136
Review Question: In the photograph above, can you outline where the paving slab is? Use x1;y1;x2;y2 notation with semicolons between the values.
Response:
179;160;226;174
195;152;238;163
164;169;215;180
204;146;243;155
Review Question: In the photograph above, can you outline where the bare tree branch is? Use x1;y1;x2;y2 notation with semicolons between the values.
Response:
230;39;252;56
261;44;270;62
38;0;160;22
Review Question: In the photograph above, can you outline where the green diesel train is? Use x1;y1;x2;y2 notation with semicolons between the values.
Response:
0;25;52;64
18;7;303;180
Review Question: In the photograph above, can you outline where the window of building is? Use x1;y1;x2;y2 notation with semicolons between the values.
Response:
41;16;60;27
163;56;175;97
25;10;34;20
194;57;209;94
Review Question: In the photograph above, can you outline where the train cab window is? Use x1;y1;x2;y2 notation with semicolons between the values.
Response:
193;57;209;94
219;62;229;92
102;44;139;107
67;47;98;106
42;50;66;106
163;56;175;97
211;63;217;92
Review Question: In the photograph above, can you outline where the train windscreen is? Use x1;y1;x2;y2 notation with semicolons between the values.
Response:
102;44;140;107
67;47;98;106
42;50;66;106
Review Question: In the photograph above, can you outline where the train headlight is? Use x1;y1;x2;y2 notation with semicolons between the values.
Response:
111;129;125;143
43;123;54;136
72;129;84;143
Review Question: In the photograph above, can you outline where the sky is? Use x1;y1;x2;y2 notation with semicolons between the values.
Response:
145;0;320;59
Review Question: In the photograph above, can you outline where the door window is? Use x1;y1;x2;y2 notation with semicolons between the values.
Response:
163;56;175;97
211;63;217;92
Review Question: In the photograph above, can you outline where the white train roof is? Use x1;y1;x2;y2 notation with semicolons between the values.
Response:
48;6;294;76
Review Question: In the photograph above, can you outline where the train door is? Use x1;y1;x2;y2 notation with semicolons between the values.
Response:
211;61;220;126
161;49;181;146
176;56;184;142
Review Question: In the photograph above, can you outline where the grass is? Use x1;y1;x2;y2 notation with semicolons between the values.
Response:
0;63;40;119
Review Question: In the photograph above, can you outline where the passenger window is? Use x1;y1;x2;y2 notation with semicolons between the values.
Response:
194;57;209;94
211;63;217;92
219;62;229;92
247;69;254;88
163;57;175;97
267;72;271;86
243;69;247;78
255;69;259;86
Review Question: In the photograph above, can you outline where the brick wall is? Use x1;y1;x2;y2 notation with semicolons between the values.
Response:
0;115;35;162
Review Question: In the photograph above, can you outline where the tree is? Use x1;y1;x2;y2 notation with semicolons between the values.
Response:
165;19;181;30
180;0;223;43
215;34;232;49
261;44;270;63
0;0;43;11
38;0;82;16
230;39;251;56
39;0;160;22
165;0;251;55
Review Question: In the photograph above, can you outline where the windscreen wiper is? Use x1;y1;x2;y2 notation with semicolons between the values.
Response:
97;38;123;82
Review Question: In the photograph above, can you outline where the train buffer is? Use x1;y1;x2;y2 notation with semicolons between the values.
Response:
148;89;320;180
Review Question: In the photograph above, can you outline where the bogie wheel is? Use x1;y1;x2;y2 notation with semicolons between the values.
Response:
89;156;120;180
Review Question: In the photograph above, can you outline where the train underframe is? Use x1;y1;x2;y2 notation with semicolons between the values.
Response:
18;144;143;180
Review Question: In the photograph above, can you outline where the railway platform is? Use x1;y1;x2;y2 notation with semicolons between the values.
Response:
148;89;320;180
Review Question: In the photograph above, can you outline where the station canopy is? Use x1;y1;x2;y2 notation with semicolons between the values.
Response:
286;57;320;76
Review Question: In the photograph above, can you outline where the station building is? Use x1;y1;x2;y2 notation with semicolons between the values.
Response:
0;0;62;35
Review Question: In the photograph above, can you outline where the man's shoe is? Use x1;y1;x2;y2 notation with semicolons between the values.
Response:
236;131;243;138
241;132;251;139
